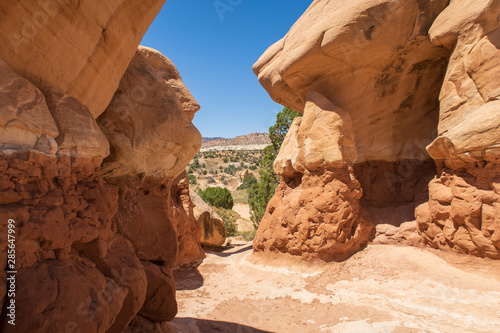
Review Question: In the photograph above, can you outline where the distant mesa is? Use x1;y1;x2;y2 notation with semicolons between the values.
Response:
202;137;224;143
201;133;271;150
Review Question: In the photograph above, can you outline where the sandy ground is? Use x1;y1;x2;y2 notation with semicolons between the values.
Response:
233;204;253;232
169;242;500;333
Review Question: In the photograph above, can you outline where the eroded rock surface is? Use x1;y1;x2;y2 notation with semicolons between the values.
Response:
139;46;201;121
0;9;204;330
98;48;204;269
0;59;58;150
254;0;450;164
417;0;500;258
254;0;500;260
254;92;373;261
254;0;500;258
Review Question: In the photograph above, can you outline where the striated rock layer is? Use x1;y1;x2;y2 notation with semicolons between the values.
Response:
254;0;500;260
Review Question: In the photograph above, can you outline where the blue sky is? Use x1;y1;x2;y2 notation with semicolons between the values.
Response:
141;0;313;138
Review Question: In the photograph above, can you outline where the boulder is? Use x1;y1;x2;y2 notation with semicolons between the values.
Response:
191;190;227;247
0;60;58;150
139;261;177;323
0;0;166;118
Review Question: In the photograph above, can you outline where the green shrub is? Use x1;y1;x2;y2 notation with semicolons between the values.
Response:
197;187;234;210
188;174;197;185
191;158;200;169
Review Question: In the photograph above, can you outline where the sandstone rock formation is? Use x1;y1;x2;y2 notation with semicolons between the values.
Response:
0;58;149;332
0;0;166;118
417;0;500;258
140;46;201;121
0;59;59;150
254;0;450;164
0;2;206;330
139;261;177;322
171;172;206;266
253;0;451;261
98;48;204;268
253;0;500;261
191;191;227;247
255;92;373;261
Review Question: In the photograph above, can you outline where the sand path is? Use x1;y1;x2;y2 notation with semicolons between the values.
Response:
170;243;500;332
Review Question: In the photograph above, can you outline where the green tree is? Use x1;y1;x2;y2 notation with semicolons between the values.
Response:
269;107;302;152
197;187;234;210
248;107;301;229
237;173;257;190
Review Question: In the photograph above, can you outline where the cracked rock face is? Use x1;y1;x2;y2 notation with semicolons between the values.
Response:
254;0;500;260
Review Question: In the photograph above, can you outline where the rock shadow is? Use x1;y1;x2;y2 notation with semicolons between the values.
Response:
206;244;253;258
172;317;273;333
174;267;204;290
